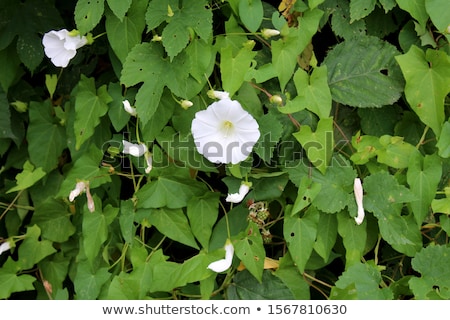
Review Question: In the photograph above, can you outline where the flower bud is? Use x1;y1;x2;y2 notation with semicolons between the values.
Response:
181;99;193;109
261;28;280;39
123;100;137;117
270;95;283;106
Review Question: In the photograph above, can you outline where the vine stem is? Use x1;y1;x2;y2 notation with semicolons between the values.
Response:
415;125;430;149
0;190;24;221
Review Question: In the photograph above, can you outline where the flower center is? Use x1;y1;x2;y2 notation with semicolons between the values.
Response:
221;120;234;138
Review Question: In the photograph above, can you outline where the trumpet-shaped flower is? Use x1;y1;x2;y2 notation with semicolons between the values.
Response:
354;178;365;225
42;29;87;67
144;152;153;174
226;182;251;203
122;140;148;157
123;100;137;116
0;241;11;256
207;241;234;273
69;181;95;212
191;98;260;164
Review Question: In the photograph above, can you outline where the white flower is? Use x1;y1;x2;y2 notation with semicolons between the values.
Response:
69;181;87;202
123;100;137;117
0;241;11;256
144;152;153;174
207;241;234;273
122;140;148;157
42;29;87;68
261;28;280;39
69;181;95;212
207;90;230;100
354;178;365;225
191;99;260;164
226;182;251;203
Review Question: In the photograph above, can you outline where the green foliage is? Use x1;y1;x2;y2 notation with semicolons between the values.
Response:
0;0;449;301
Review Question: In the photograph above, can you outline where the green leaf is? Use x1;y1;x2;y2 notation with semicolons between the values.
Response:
330;0;366;40
0;44;22;93
379;0;397;12
330;262;393;299
254;112;284;163
377;135;420;169
16;33;43;72
0;260;35;299
136;175;206;209
121;42;192;126
234;222;266;282
272;8;323;90
350;0;376;22
314;212;338;262
74;261;110;299
106;0;131;21
75;0;105;34
74;75;112;150
82;204;109;263
187;192;220;250
30;199;76;243
292;117;334;174
409;245;450;299
19;225;57;270
350;133;383;164
105;0;146;64
27;101;66;174
284;206;320;273
220;45;257;97
395;46;450;136
395;0;428;27
407;153;442;225
337;211;367;267
39;252;70;296
324;35;404;108
238;0;263;32
364;171;422;256
227;269;296;299
358;106;401;136
119;200;136;245
139;207;199;249
7;160;46;194
426;0;450;41
0;92;18;143
274;253;311;299
292;176;322;214
436;121;450;158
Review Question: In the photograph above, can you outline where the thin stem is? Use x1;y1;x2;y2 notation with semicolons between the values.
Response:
415;125;430;149
0;190;24;221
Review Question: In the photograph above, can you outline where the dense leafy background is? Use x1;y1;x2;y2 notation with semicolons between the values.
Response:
0;0;449;300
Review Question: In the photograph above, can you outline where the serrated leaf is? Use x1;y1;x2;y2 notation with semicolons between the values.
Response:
16;33;43;72
330;262;393;299
337;211;367;267
364;171;422;256
228;269;296;299
409;245;450;299
142;207;199;249
30;199;76;243
238;0;263;32
7;160;46;194
272;8;323;90
74;262;110;299
27;101;66;174
292;117;334;174
18;225;57;270
75;0;105;34
284;206;320;273
254;112;284;163
220;45;257;97
187;192;220;250
350;0;376;22
379;0;397;12
395;46;450;136
106;0;131;21
288;66;332;119
105;0;146;64
331;0;366;40
74;75;112;150
324;35;404;108
234;222;266;282
407;153;442;225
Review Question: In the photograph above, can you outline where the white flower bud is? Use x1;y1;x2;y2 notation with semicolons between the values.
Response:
181;100;193;109
123;100;137;116
69;181;87;202
207;90;230;100
354;178;365;225
226;183;251;203
261;28;280;39
207;241;234;273
122;140;148;157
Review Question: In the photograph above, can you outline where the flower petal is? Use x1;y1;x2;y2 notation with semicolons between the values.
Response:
354;178;365;225
0;241;11;256
207;242;234;273
122;140;147;157
226;183;250;203
69;181;86;202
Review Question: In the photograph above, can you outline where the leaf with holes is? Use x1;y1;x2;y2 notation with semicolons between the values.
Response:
75;0;105;34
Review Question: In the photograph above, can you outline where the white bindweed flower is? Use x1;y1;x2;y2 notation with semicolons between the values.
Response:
123;100;137;116
207;90;230;100
226;182;251;203
0;241;11;256
122;140;148;157
354;178;365;225
191;98;260;164
85;185;95;213
207;241;234;273
42;29;88;67
261;28;280;39
144;152;153;174
69;181;87;202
